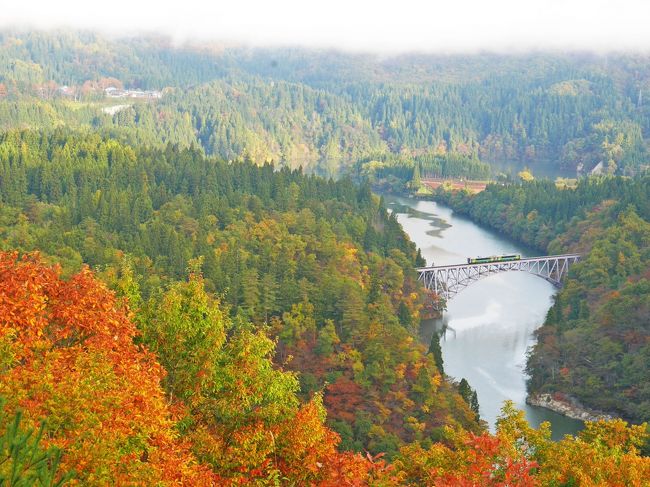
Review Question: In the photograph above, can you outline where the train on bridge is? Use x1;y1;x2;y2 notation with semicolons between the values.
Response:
417;253;581;308
467;254;521;264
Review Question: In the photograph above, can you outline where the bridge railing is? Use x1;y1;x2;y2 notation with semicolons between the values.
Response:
416;254;581;307
415;254;581;273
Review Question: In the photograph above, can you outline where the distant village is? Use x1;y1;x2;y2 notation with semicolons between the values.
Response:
55;82;163;100
103;86;162;99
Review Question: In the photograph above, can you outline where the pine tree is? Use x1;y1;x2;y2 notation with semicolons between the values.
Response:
470;391;480;418
241;268;260;318
458;378;472;403
428;333;444;374
260;273;278;323
410;163;422;190
0;399;73;486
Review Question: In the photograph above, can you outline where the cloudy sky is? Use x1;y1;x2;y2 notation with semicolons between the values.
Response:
2;0;650;53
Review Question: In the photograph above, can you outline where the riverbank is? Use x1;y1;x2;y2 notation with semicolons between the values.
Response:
421;178;488;193
390;190;631;432
527;393;614;423
385;194;584;438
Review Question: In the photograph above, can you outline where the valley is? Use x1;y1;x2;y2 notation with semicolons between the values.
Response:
0;27;648;485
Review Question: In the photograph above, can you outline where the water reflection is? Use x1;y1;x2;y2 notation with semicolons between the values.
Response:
386;195;583;439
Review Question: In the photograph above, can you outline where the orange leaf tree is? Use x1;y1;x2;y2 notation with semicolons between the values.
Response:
136;270;388;484
392;401;650;486
0;251;214;484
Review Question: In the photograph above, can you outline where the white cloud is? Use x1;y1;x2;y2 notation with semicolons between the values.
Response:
1;0;650;53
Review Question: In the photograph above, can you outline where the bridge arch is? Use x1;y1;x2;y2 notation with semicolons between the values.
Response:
416;254;581;308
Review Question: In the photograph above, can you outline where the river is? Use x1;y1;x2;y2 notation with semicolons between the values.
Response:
385;194;583;440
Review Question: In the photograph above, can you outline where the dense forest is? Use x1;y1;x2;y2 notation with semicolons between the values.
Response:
355;152;492;194
1;30;650;177
0;131;648;484
431;176;650;424
0;129;481;474
0;29;649;484
3;250;649;486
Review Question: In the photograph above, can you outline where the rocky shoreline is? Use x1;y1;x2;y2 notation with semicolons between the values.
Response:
526;393;614;422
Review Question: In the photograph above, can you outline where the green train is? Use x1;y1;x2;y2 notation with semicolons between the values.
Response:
467;254;521;264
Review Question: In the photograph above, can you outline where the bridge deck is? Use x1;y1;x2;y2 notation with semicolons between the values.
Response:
416;253;581;308
416;254;581;272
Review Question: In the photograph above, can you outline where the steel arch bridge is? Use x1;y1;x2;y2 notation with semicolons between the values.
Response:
416;254;581;308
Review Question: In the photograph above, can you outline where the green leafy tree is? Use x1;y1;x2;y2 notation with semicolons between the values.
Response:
0;399;73;486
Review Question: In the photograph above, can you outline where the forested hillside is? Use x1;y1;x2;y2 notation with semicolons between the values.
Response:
0;131;648;484
0;129;480;461
431;176;650;423
2;30;650;177
0;28;649;485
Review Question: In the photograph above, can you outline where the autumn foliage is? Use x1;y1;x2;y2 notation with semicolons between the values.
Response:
392;402;650;486
0;251;214;484
0;251;389;485
1;251;649;485
131;268;397;484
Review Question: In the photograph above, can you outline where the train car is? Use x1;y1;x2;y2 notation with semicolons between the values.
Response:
467;254;521;264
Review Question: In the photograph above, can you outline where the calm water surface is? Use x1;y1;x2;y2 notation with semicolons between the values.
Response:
386;194;583;440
